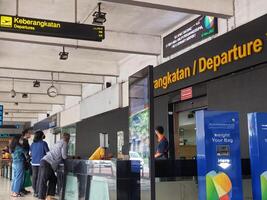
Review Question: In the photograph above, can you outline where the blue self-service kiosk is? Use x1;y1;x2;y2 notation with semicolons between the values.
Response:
248;112;267;200
196;110;243;200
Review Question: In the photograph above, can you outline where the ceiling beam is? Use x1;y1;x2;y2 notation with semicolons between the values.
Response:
0;79;82;96
0;30;161;56
1;103;52;112
0;93;65;105
3;117;36;122
0;68;105;84
101;0;234;18
3;113;39;119
0;37;120;76
4;109;48;114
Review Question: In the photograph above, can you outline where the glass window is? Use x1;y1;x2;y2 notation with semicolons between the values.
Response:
61;125;76;156
176;110;197;160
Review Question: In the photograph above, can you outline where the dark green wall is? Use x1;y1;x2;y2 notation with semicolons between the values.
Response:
76;107;129;158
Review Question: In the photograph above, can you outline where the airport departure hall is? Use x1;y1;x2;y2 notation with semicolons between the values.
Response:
0;1;266;200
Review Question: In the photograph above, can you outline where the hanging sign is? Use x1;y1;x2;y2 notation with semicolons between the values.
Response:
0;14;105;41
163;16;218;57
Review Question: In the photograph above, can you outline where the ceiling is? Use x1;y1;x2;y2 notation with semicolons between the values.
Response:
0;0;194;123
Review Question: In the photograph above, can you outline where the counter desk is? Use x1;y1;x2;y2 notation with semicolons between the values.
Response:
58;159;140;200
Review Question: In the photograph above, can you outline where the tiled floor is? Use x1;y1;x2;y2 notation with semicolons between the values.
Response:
0;177;35;200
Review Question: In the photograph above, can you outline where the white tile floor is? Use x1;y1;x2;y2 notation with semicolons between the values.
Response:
0;177;36;200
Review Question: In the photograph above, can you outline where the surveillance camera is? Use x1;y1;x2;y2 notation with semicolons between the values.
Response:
59;51;69;60
10;89;16;98
59;46;69;60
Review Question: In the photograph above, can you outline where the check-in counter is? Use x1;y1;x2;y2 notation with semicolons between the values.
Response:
59;159;140;200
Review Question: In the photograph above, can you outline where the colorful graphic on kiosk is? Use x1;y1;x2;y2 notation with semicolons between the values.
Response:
261;171;267;200
206;170;232;200
204;16;215;29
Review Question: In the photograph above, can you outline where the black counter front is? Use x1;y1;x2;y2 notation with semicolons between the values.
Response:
155;159;251;178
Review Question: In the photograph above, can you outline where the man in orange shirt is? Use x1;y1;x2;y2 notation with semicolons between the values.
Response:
154;126;169;159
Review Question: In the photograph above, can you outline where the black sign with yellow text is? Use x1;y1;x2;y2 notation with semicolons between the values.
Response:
0;14;105;41
154;14;267;97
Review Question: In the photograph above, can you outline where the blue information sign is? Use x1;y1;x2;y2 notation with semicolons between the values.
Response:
0;105;3;126
196;110;243;200
248;112;267;200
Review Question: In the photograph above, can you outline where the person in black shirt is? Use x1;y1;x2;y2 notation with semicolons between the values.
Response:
20;128;33;195
154;126;169;159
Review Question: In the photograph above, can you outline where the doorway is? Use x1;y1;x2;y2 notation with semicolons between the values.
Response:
172;96;207;160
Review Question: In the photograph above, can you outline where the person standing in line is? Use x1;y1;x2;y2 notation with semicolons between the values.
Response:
154;126;169;159
38;133;70;200
10;135;26;197
21;128;33;195
30;131;49;198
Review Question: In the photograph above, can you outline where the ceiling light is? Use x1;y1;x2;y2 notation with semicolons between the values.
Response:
92;3;106;25
10;89;16;98
59;46;69;60
33;80;40;87
10;78;16;98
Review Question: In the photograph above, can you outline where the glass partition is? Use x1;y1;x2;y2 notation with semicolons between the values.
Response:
61;125;76;156
129;66;155;200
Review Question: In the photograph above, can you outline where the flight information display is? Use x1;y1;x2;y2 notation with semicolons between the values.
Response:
0;14;105;42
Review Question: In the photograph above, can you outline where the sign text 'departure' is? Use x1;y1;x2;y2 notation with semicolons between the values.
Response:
0;15;105;42
154;38;264;90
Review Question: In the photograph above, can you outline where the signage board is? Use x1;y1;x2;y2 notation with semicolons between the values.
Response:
181;87;192;101
154;14;267;97
247;112;267;200
196;110;243;200
0;105;3;126
33;113;58;131
0;134;17;138
0;14;105;41
163;16;218;58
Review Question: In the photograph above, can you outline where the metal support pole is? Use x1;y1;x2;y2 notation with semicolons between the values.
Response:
16;0;19;16
75;0;78;23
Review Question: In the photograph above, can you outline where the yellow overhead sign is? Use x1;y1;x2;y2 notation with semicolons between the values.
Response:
0;16;12;28
0;14;105;42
